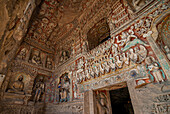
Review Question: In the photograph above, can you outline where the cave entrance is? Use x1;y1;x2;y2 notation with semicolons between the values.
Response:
84;82;135;114
109;87;134;114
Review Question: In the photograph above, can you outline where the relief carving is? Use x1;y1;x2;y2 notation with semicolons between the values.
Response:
17;47;28;60
7;75;25;94
145;56;166;83
32;76;45;102
58;73;70;102
29;49;42;66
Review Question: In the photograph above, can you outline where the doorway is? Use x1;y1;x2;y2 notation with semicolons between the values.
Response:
109;87;134;114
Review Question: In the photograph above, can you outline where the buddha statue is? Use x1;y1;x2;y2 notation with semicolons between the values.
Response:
46;57;52;69
31;51;42;66
33;77;45;102
8;75;25;94
17;48;27;60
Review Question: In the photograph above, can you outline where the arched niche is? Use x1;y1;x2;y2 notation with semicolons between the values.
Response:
149;10;170;80
31;74;46;102
87;18;111;50
156;15;170;61
151;10;170;61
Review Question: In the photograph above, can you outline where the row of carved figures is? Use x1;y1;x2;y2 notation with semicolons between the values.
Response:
17;47;53;69
76;46;166;83
76;44;147;83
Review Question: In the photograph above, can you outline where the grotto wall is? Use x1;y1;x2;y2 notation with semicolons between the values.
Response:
45;0;170;114
0;0;169;114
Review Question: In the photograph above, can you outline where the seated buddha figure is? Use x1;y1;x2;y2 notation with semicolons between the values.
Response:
8;75;25;94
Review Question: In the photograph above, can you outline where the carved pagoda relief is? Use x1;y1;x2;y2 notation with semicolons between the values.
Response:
0;0;39;73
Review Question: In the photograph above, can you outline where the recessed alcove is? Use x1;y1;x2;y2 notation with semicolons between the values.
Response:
87;18;110;50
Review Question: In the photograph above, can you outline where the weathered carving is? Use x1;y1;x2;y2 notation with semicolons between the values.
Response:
0;74;5;88
33;76;45;102
46;56;53;69
145;56;166;83
30;50;42;66
59;51;70;63
8;75;25;94
132;0;148;10
96;91;109;114
17;47;28;60
58;73;70;102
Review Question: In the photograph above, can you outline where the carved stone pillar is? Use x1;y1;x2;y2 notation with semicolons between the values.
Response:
83;90;97;114
127;79;143;114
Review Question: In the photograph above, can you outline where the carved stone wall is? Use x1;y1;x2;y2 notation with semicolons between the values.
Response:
0;0;170;114
45;101;83;114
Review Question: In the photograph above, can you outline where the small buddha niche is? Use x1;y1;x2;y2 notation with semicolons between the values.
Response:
7;75;25;94
29;49;42;66
59;50;70;63
17;47;28;60
87;18;110;50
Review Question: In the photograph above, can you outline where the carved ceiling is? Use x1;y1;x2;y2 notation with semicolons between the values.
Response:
24;0;95;52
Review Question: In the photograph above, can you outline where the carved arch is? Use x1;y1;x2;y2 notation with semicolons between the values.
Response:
151;10;170;41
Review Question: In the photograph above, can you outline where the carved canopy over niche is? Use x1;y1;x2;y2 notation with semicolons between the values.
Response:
87;18;110;50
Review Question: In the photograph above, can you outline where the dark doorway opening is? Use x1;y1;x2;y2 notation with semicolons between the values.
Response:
109;87;134;114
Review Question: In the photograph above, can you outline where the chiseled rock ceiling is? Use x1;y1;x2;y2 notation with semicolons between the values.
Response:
24;0;94;52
